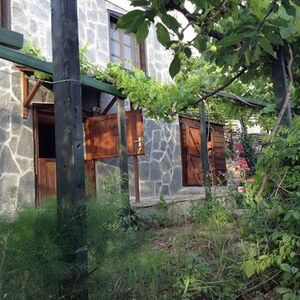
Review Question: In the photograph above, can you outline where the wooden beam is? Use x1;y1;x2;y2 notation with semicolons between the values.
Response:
199;102;211;200
200;88;268;108
117;98;130;210
23;80;42;118
101;96;117;115
0;45;125;97
21;74;29;118
0;27;23;49
130;103;140;203
51;1;88;298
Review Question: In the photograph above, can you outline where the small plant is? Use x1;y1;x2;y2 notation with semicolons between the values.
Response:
21;39;52;80
190;198;234;230
158;194;168;209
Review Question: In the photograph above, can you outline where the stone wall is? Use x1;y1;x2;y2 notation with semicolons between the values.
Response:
97;117;183;199
0;0;180;212
0;63;35;212
139;118;182;198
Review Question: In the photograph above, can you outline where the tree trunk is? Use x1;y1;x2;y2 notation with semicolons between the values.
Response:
271;46;292;128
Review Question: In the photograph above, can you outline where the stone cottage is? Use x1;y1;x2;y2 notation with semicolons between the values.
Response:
0;0;227;212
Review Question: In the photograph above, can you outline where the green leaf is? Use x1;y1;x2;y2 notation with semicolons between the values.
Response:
265;32;283;45
194;36;207;52
276;287;291;295
259;37;275;57
136;21;149;44
282;0;296;16
126;15;146;33
117;10;144;29
131;0;150;6
184;47;192;58
156;23;171;47
161;14;180;33
190;0;207;9
243;260;256;278
280;263;291;273
169;54;181;78
291;0;300;5
218;33;244;47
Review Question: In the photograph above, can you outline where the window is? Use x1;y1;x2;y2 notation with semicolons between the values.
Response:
0;0;11;28
109;14;147;72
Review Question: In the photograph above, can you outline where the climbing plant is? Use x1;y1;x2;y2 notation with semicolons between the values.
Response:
118;0;300;128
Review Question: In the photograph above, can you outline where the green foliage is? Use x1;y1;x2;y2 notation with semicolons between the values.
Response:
241;118;300;298
0;183;146;299
21;39;52;80
190;197;235;230
119;0;300;80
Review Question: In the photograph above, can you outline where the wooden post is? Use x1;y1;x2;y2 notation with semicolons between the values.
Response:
51;1;88;299
199;101;211;200
117;98;130;210
271;46;292;128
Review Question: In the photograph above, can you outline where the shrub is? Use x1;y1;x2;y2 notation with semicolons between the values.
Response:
241;119;300;298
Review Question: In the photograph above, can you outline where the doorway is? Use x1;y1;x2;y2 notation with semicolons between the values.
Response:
33;104;96;206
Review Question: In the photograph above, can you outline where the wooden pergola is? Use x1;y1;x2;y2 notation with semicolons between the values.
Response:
0;26;137;203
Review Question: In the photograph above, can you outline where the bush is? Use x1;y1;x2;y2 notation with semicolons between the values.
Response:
0;180;149;299
241;119;300;298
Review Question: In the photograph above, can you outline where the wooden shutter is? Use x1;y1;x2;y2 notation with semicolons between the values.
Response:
85;110;144;159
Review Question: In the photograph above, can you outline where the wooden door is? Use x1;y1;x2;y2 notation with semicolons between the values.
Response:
34;105;96;206
180;117;203;186
36;159;96;205
85;110;144;160
179;116;227;186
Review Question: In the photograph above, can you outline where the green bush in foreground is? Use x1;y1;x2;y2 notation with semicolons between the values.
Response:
241;119;300;299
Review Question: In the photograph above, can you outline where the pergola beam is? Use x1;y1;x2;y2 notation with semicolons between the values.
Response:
101;96;117;115
0;45;125;98
0;27;24;49
200;88;268;108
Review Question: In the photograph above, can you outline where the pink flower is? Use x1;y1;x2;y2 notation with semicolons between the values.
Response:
234;143;245;154
234;157;249;170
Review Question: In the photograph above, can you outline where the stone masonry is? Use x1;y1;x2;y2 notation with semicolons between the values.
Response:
0;0;183;212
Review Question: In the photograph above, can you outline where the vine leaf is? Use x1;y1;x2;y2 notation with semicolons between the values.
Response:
136;21;149;44
156;23;171;47
169;54;181;78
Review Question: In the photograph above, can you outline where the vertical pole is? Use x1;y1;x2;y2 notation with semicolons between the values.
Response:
117;98;130;210
271;46;292;128
133;156;140;202
199;101;211;200
51;1;88;299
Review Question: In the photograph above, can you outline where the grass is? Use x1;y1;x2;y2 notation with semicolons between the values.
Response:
0;189;282;299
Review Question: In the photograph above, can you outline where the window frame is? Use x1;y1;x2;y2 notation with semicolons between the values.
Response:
0;0;11;29
108;10;147;73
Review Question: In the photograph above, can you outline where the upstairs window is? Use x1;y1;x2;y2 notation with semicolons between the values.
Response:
109;14;147;72
0;0;11;28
